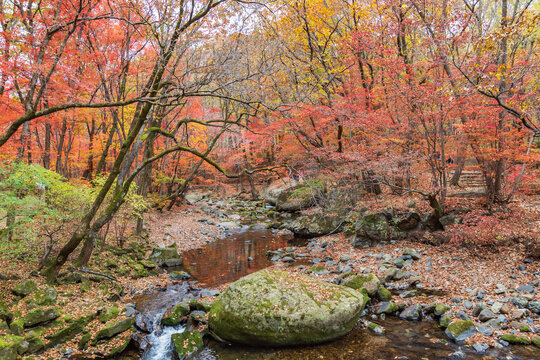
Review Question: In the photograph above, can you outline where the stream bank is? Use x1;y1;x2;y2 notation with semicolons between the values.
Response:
134;225;539;360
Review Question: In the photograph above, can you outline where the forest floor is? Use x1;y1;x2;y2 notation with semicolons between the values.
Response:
0;191;539;359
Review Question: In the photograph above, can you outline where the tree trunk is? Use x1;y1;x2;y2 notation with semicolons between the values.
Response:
43;123;51;169
76;232;96;267
56;118;67;175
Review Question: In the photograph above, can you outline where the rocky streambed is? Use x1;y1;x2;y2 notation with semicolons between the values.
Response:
132;227;539;360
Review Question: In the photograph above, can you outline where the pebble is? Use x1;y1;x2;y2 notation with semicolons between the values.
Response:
472;343;489;353
448;350;466;359
477;325;494;337
478;309;496;322
517;284;534;293
456;311;470;320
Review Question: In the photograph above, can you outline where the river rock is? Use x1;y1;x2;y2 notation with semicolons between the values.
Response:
434;303;451;317
445;320;476;344
529;301;540;314
376;302;399;315
217;221;241;230
208;269;366;346
149;244;183;267
376;286;392;301
262;180;322;211
169;271;191;281
162;302;190;326
501;334;531;345
342;273;380;296
171;330;203;359
402;248;420;260
477;325;493;337
185;192;210;204
135;314;153;333
399;304;422;321
478;309;496;322
367;322;385;335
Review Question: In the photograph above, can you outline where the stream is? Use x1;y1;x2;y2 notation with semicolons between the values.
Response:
134;228;539;360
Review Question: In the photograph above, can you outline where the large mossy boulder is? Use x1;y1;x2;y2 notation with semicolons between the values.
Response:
171;330;203;359
262;180;325;212
23;307;60;327
148;244;183;267
12;280;37;297
351;213;400;248
208;269;366;346
283;213;343;237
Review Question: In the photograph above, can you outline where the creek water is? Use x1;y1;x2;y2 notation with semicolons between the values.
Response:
134;228;539;360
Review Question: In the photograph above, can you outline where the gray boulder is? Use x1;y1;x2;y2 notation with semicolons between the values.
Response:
148;244;182;267
208;269;366;346
283;213;343;237
351;213;400;248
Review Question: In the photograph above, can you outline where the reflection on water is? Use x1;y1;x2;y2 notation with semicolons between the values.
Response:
170;229;307;287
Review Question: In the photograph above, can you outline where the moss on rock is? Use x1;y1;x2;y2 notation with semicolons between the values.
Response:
32;288;57;306
501;334;532;345
376;286;392;301
0;300;13;323
171;330;203;359
162;302;190;326
92;318;134;344
9;318;23;335
445;320;476;344
12;281;37;297
78;332;91;350
23;307;60;327
46;314;94;348
0;335;24;360
24;330;45;354
434;303;451;317
208;269;366;346
98;306;119;323
343;274;380;296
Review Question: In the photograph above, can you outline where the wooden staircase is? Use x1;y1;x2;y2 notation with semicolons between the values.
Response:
449;170;484;188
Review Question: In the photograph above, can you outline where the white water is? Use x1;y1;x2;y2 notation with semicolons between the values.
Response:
142;306;185;360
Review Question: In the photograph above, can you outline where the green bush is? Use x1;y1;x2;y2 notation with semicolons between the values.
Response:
0;162;92;258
